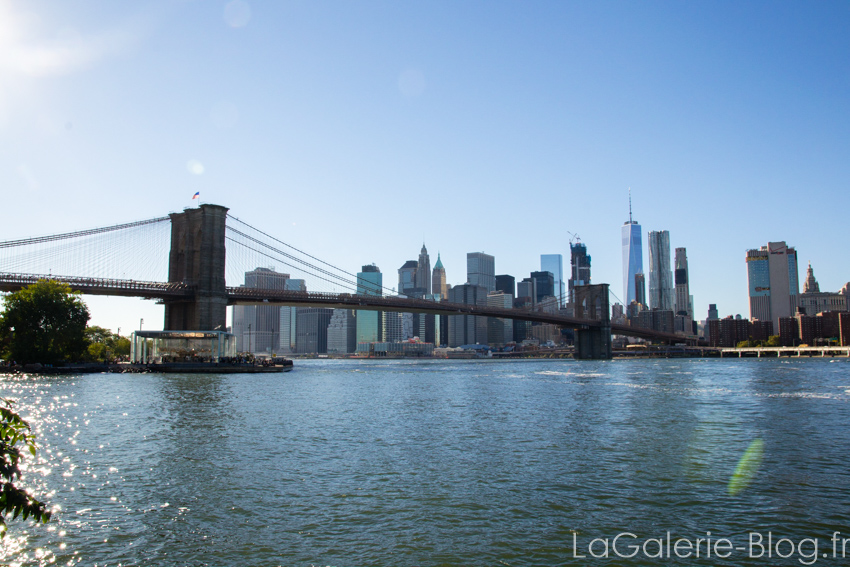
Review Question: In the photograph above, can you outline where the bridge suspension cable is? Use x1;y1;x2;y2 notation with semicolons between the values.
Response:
224;214;401;297
0;216;172;282
0;216;170;249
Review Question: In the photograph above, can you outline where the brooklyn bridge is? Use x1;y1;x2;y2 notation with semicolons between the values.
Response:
0;204;693;359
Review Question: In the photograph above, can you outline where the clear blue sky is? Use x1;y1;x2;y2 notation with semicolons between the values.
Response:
1;0;848;334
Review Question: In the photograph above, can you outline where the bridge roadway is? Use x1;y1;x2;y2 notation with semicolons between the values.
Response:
0;272;693;344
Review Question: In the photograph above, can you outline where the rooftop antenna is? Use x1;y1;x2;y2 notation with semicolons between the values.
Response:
629;187;633;223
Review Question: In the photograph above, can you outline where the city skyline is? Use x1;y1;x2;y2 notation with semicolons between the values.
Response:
1;1;848;334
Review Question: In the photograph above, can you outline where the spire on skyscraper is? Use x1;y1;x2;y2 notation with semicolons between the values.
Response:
803;262;820;294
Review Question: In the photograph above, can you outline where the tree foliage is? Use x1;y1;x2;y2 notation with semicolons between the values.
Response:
0;399;50;537
84;326;131;362
0;281;90;365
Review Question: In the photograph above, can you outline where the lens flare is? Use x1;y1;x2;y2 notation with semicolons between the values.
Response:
728;438;764;496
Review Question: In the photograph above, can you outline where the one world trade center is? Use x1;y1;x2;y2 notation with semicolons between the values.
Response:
622;190;643;305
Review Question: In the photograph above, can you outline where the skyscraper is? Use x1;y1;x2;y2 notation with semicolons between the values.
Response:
648;230;673;311
487;292;513;347
296;308;333;354
467;252;495;292
674;247;692;317
327;309;356;353
568;243;591;304
356;264;382;344
448;284;488;346
747;242;799;329
799;263;847;315
540;254;565;305
398;260;418;294
495;274;516;297
530;271;555;304
432;253;447;299
278;278;305;353
416;244;431;294
231;267;289;353
803;262;819;293
517;278;536;304
621;191;643;305
634;273;646;307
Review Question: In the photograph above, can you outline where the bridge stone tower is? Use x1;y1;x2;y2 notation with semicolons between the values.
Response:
163;204;229;331
573;284;612;360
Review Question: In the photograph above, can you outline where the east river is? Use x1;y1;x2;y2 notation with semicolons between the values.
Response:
2;358;850;566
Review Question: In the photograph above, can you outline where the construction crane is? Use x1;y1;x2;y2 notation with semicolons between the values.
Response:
567;231;582;245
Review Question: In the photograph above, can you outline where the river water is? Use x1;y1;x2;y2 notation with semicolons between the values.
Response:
2;358;850;566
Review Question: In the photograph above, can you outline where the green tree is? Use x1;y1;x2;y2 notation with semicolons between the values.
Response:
0;280;90;365
84;326;131;362
0;399;51;537
766;335;781;347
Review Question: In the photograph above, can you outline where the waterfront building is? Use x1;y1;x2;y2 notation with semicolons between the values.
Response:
750;320;774;343
819;311;850;346
356;265;382;344
432;253;447;299
495;274;515;298
708;315;751;348
487;292;514;347
621;192;643;305
541;254;565;306
295;307;333;354
327;309;357;354
467;252;495;292
747;241;799;330
648;230;674;312
415;244;431;294
448;284;488;347
530;271;555;304
799;263;847;315
568;243;591;304
356;342;435;357
278;278;305;353
231;267;289;353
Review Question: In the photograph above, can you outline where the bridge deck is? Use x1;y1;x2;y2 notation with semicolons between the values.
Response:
0;273;694;343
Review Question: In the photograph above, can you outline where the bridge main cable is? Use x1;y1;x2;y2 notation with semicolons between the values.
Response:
0;216;171;248
226;214;401;297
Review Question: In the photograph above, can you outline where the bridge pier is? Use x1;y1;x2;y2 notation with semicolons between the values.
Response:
163;204;229;331
573;284;612;360
574;325;613;360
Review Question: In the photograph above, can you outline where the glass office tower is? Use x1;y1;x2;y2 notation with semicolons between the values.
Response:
622;222;643;305
540;254;565;305
356;264;383;344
